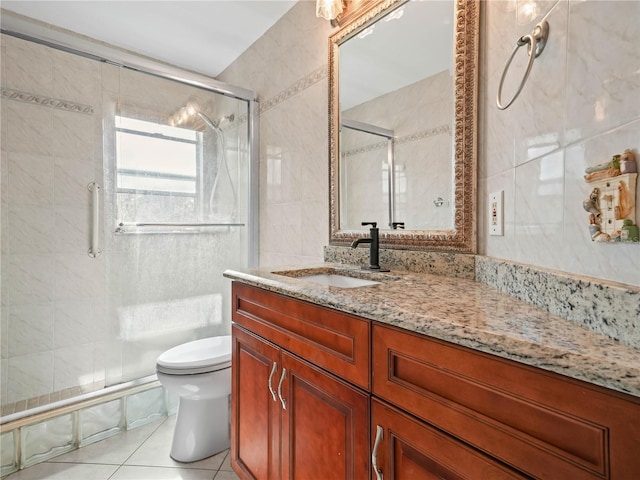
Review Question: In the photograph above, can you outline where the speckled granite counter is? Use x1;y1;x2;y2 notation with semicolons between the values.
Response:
224;264;640;398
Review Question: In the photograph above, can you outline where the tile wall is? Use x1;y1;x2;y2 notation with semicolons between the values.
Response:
219;2;332;266
479;0;640;286
222;0;639;288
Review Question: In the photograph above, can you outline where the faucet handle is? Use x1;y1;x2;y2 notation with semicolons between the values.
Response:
361;222;377;229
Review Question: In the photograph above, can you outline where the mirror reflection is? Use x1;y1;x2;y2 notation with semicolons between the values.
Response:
329;0;478;252
339;0;454;231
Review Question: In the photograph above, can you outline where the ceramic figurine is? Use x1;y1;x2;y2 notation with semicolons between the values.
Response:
621;219;639;242
620;149;637;174
582;188;601;216
583;149;637;244
584;155;621;182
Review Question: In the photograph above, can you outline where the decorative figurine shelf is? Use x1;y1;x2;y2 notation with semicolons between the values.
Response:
583;149;638;243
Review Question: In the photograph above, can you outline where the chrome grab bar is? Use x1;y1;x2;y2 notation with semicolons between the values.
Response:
277;368;287;410
127;222;245;227
268;362;278;402
372;424;384;480
497;20;550;110
87;182;101;258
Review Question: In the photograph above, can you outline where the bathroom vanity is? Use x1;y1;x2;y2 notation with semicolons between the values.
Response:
225;266;640;480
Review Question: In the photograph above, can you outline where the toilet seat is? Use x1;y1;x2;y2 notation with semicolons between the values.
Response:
157;335;232;375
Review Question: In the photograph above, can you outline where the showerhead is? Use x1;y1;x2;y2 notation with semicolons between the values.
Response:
168;101;234;133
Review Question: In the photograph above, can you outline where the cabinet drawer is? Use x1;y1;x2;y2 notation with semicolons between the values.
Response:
372;324;640;480
232;282;370;389
372;399;528;480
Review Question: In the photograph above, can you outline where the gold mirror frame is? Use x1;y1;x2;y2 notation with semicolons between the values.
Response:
328;0;479;252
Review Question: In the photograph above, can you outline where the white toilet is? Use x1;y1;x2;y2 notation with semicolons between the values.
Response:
156;335;232;463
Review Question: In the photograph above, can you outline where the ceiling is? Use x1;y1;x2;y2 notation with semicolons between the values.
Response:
1;1;297;77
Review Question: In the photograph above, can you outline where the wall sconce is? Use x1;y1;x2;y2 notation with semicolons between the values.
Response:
316;0;344;21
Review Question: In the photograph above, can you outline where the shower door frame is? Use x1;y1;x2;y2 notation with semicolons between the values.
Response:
1;15;260;421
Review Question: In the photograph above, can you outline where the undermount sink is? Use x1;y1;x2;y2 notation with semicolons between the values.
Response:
272;268;382;288
298;273;380;288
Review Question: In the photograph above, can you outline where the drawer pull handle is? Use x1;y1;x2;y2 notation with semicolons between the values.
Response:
268;361;278;402
372;424;384;480
277;368;287;410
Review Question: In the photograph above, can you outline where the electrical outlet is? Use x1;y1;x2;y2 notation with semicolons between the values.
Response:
489;191;504;236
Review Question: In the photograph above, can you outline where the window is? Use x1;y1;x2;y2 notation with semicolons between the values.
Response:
115;115;203;225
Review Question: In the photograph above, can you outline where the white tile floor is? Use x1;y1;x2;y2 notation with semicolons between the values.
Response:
5;416;240;480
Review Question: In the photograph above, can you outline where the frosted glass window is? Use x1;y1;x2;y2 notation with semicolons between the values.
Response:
115;116;202;224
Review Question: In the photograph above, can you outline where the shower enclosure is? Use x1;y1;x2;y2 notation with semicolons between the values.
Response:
0;25;258;418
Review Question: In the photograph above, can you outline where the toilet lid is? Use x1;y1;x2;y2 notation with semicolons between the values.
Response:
157;336;232;374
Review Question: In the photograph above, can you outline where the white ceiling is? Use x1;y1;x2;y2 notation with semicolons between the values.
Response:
1;1;297;77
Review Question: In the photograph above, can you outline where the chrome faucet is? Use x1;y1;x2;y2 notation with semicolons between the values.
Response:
350;222;389;271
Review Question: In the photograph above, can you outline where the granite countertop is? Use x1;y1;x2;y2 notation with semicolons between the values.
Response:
224;264;640;398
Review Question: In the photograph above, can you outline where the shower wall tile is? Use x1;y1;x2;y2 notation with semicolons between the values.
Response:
52;48;102;106
52;110;94;160
7;205;55;254
2;34;54;97
101;63;121;94
7;351;53;404
565;0;640;144
1;306;7;359
7;152;54;206
54;253;104;300
5;102;53;156
8;304;54;356
7;254;55;305
92;341;107;385
54;206;90;254
54;300;99;349
0;353;7;405
54;156;93;208
54;343;96;391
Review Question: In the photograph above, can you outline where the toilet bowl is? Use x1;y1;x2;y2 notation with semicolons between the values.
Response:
156;335;232;463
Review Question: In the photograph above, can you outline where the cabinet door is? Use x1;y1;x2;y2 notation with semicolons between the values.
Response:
231;325;281;480
280;351;370;480
371;399;527;480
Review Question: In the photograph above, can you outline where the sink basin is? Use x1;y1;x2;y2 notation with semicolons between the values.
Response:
298;273;380;288
271;268;382;288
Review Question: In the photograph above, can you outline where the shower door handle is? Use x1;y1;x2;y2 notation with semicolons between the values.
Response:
277;368;287;410
88;182;101;258
268;361;278;402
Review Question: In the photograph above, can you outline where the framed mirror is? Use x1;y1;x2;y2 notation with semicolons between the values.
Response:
329;0;479;252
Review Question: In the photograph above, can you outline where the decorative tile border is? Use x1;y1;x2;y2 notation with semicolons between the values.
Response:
259;65;327;114
343;124;450;157
1;88;94;115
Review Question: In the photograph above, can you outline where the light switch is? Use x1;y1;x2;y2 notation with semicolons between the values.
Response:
489;191;504;236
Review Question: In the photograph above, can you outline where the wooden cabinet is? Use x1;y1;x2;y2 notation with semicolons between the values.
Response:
231;325;280;480
372;323;640;480
231;284;370;480
231;282;640;480
371;399;527;480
